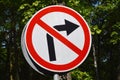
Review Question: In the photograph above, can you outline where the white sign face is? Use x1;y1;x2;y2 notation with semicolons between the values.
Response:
32;12;84;65
21;5;91;73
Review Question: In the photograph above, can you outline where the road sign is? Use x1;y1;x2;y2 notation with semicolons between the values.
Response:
21;5;91;73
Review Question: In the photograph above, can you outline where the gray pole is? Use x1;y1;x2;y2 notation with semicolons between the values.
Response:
54;74;59;80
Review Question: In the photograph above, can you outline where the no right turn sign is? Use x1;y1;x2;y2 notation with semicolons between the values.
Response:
21;5;92;74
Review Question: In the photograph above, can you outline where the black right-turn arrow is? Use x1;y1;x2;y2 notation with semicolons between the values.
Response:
54;19;79;35
47;19;79;61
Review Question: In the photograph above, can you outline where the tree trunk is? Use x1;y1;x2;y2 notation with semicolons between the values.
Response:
92;44;99;80
6;43;10;80
66;72;71;80
13;29;20;80
59;72;71;80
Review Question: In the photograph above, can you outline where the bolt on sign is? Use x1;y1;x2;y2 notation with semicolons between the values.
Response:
21;5;91;74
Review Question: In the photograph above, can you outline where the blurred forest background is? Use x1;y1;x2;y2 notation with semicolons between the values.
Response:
0;0;120;80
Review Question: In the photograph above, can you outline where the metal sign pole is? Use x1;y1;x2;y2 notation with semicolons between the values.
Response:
53;74;59;80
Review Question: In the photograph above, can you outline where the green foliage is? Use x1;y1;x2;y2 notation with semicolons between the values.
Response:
90;25;102;35
66;0;93;20
71;69;93;80
18;0;55;25
109;22;120;45
0;0;120;80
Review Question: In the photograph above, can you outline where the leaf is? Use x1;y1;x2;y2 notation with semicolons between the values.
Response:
96;29;102;34
110;31;118;37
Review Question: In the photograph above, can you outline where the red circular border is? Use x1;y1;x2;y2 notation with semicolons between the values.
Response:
25;5;91;72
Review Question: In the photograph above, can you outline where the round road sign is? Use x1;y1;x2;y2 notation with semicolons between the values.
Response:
21;5;91;73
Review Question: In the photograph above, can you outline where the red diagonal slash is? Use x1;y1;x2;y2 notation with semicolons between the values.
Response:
37;19;82;56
